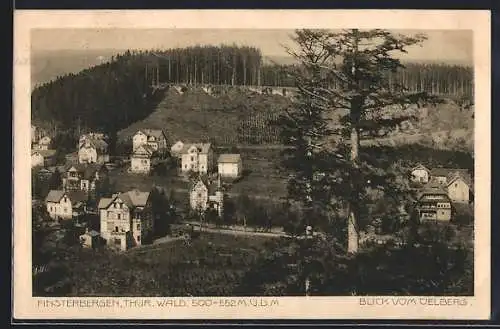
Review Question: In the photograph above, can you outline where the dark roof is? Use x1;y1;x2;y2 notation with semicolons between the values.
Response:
218;154;241;163
430;168;470;178
66;190;88;205
142;129;166;139
83;230;100;237
133;144;155;156
411;163;429;172
418;186;451;202
180;143;211;154
101;190;150;210
45;190;65;203
32;149;56;157
98;197;113;209
66;163;107;179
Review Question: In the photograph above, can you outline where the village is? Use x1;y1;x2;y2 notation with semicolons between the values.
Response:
31;121;474;253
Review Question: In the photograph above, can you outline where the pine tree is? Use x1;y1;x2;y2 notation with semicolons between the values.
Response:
281;29;429;254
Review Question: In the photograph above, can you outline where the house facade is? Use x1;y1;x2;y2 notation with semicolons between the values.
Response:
62;164;108;193
217;154;242;178
189;176;224;217
180;143;213;175
80;228;101;248
31;151;44;168
170;140;185;158
132;129;168;154
78;134;109;164
410;164;430;184
98;189;153;251
416;188;453;222
45;190;88;220
33;136;52;150
31;150;56;168
130;145;154;174
447;175;472;203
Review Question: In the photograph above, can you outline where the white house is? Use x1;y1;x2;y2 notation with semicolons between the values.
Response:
410;164;430;184
170;140;185;158
98;189;153;251
417;187;452;222
45;190;87;220
130;145;155;174
447;174;473;203
180;143;214;175
132;129;168;154
217;154;243;178
33;136;52;150
31;149;56;168
189;176;224;217
78;135;109;164
31;151;44;168
62;163;108;193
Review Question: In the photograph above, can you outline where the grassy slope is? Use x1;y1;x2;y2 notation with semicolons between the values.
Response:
117;86;290;145
67;232;276;297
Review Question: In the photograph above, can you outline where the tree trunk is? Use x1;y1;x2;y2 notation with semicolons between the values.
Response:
348;125;360;254
243;57;247;86
348;29;361;255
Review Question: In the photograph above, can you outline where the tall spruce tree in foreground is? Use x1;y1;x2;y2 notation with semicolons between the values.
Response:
280;29;429;254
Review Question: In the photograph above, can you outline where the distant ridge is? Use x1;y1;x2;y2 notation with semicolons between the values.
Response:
31;48;473;88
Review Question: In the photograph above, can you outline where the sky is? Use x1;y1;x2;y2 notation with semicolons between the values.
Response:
31;29;473;65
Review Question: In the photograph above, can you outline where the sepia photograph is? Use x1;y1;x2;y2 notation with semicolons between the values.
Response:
13;10;491;320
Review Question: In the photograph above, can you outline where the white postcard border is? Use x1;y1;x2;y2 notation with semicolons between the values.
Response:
13;9;491;320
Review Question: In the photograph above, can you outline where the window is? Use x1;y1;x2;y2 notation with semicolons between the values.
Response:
64;208;67;213
115;226;119;232
117;214;121;220
136;223;141;230
455;183;458;188
107;211;112;217
114;238;121;245
191;156;194;161
184;165;188;169
198;193;202;198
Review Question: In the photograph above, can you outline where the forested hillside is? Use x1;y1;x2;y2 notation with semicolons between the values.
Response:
31;45;474;148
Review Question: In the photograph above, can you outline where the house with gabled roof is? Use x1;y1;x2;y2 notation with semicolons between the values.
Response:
180;143;214;175
409;163;430;184
189;175;224;217
33;136;52;151
416;186;453;222
79;228;101;249
31;149;56;168
45;190;88;220
430;168;470;185
130;144;155;174
170;140;185;159
78;134;109;164
217;154;243;178
132;129;168;154
446;172;473;203
62;163;108;193
429;167;473;203
98;189;153;251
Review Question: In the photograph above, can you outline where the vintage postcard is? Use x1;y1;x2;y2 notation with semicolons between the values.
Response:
13;10;491;320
